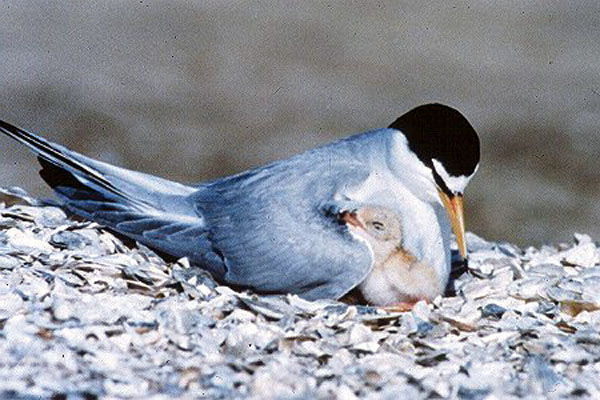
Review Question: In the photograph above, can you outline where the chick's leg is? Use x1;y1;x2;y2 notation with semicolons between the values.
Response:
382;299;430;313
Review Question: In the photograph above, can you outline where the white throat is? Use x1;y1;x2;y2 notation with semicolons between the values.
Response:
431;159;477;195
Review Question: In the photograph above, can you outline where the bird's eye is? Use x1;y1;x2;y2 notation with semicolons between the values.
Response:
371;221;385;231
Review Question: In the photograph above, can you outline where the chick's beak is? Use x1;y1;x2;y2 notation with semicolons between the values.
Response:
438;190;467;259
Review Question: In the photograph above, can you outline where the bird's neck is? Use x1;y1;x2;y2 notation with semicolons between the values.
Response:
385;130;440;204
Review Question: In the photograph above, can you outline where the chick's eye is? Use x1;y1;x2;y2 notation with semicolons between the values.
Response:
371;221;385;231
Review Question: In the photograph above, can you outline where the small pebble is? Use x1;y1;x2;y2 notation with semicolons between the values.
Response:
481;303;507;320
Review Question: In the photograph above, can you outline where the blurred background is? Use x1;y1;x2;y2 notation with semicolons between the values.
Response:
0;1;598;246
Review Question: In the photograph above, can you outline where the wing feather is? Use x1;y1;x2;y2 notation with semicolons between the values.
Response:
197;157;375;299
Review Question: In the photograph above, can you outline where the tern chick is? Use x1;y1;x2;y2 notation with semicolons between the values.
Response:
343;207;443;307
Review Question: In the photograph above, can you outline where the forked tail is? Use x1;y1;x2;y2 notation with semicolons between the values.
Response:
0;120;217;269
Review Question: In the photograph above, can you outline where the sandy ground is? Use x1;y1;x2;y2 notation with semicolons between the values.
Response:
1;189;600;399
0;1;599;246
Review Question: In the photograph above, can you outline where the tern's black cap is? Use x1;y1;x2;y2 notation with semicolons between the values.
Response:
389;103;480;178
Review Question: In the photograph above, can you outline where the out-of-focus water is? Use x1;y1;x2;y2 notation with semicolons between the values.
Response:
1;1;599;246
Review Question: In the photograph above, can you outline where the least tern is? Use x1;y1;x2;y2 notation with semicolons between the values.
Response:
0;103;480;303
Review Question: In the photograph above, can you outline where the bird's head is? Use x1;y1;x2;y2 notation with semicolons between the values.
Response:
386;103;480;259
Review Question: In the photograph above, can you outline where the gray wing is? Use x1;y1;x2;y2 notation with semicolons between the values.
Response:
195;155;375;300
2;118;380;299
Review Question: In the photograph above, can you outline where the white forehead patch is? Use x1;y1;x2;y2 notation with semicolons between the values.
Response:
431;159;477;194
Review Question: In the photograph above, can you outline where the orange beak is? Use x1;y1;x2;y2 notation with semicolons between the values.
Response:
438;190;467;259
